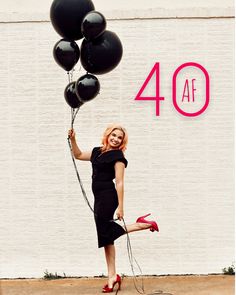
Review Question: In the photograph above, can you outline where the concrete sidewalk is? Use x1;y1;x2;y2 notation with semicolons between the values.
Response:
0;275;234;295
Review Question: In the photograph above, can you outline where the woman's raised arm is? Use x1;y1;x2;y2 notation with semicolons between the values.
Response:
68;129;92;161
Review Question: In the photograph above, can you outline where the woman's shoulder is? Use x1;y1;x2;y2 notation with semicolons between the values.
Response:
90;146;102;162
92;146;102;153
103;149;128;167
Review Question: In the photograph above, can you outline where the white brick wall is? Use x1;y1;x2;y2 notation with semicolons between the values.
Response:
0;1;234;278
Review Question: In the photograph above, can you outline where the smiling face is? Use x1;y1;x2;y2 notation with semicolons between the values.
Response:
107;128;124;150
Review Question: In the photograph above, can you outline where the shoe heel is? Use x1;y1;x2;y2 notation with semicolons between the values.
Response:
136;213;151;223
118;282;121;290
142;213;151;218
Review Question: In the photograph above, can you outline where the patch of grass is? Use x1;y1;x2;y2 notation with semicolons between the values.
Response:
43;270;67;280
94;273;106;278
222;263;235;275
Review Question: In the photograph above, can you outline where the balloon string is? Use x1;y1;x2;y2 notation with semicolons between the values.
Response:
67;69;75;84
67;108;95;214
121;218;146;294
67;138;95;212
67;110;146;294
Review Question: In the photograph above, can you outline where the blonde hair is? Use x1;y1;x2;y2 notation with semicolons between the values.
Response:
101;123;128;152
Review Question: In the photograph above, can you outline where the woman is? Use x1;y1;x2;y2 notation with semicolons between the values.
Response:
68;124;159;293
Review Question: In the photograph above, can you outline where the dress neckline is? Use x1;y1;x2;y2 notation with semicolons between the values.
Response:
98;148;120;157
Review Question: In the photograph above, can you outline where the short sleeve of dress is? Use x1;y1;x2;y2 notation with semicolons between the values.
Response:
114;157;128;168
108;150;128;168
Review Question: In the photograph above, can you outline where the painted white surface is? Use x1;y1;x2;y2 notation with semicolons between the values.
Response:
2;0;234;10
0;0;234;21
0;1;234;279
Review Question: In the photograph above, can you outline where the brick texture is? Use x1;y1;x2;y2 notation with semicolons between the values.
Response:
0;13;234;278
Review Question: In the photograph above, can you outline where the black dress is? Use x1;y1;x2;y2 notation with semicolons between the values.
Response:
90;147;128;248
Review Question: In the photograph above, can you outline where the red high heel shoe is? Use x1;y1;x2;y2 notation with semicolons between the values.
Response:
102;274;121;293
136;213;159;232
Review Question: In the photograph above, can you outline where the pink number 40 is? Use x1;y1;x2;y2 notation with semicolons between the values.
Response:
135;62;210;117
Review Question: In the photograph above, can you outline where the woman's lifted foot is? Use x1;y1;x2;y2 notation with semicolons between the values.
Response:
136;213;159;232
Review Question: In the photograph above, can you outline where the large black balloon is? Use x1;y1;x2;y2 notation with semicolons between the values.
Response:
80;30;123;75
81;11;106;40
53;39;80;71
50;0;95;40
75;74;100;102
64;82;84;108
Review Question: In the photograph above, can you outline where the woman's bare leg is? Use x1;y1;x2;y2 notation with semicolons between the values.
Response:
122;222;152;233
104;244;118;288
103;224;152;288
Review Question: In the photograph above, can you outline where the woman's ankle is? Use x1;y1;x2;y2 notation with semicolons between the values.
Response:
108;273;116;279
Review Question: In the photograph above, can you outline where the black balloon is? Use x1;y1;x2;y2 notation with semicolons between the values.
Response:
64;82;84;108
50;0;95;40
80;30;123;75
53;39;80;71
81;11;106;40
75;74;100;102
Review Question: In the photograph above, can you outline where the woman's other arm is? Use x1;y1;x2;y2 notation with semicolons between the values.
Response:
114;161;125;220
